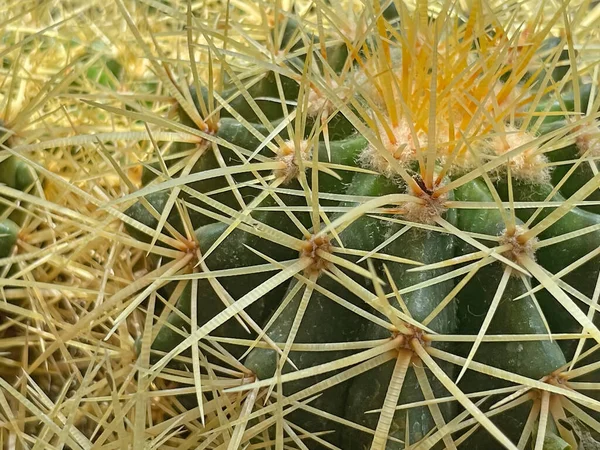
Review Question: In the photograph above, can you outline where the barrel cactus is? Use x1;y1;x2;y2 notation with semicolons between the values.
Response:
111;0;600;448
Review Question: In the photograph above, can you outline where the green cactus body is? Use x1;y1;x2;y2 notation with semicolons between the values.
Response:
143;141;370;363
495;180;600;358
131;133;367;240
188;69;300;123
142;110;357;187
0;156;19;188
0;156;34;193
454;179;567;447
0;153;35;224
526;38;579;87
243;172;404;448
149;199;301;361
0;218;19;258
540;119;600;215
535;84;593;127
243;173;404;379
343;224;458;449
534;85;599;215
549;145;600;216
123;190;188;244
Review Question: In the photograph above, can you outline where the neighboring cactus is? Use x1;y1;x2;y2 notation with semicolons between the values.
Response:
108;1;600;449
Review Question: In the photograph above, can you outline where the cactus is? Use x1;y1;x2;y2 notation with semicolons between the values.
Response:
114;1;600;448
1;0;600;449
113;1;600;448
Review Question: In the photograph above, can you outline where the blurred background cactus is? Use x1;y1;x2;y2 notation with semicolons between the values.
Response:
1;0;600;449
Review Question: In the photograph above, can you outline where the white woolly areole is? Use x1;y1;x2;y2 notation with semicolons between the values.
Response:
273;140;311;183
499;225;537;269
300;235;332;276
396;173;449;225
359;117;428;177
401;185;449;225
485;127;550;184
574;121;600;158
306;80;348;118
